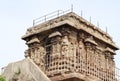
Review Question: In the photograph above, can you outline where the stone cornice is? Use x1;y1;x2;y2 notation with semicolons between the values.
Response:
21;12;119;50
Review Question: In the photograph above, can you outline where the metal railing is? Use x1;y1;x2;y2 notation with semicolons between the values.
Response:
33;9;73;26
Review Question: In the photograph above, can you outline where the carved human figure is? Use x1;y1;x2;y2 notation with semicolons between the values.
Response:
61;35;69;57
34;46;46;70
39;46;46;64
56;37;61;53
78;41;86;58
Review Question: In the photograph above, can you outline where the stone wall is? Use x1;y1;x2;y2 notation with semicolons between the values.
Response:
2;58;51;81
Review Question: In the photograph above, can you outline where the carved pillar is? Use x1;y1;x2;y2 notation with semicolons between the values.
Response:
77;40;86;74
85;42;91;74
50;36;61;75
104;48;116;81
84;36;98;76
61;35;70;73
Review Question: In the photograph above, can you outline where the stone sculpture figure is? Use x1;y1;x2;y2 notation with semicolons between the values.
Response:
39;46;46;69
78;40;86;60
61;35;69;57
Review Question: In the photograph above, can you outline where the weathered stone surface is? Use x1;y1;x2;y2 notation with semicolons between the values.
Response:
2;11;119;81
2;58;51;81
21;11;119;81
22;12;118;50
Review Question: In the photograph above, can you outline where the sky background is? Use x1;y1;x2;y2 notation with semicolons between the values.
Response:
0;0;120;73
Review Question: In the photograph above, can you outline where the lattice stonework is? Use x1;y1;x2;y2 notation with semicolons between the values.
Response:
22;12;119;81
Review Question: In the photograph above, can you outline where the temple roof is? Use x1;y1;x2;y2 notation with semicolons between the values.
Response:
22;12;119;50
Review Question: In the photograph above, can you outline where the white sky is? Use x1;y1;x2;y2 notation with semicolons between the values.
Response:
0;0;120;72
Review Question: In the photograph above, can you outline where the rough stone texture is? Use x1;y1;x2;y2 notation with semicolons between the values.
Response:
2;11;119;81
20;12;119;81
22;12;118;50
21;12;119;81
2;58;51;81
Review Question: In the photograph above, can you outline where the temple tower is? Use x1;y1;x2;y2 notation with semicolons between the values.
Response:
22;11;119;81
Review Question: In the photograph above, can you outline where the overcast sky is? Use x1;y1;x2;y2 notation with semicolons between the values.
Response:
0;0;120;73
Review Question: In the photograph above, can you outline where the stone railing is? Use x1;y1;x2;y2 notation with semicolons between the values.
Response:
45;54;120;81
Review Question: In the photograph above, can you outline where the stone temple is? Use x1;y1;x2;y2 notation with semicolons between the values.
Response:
2;10;120;81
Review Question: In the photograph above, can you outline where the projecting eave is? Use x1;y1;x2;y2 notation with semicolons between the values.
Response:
21;12;119;50
21;21;69;40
